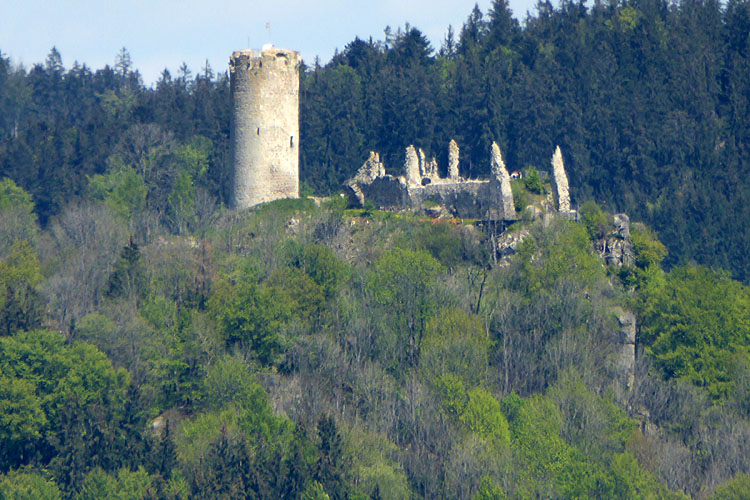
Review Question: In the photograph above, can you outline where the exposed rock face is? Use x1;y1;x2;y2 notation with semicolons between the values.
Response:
448;140;460;179
405;145;421;186
490;142;516;220
596;213;635;267
495;228;531;266
613;308;636;391
551;146;570;214
613;213;630;239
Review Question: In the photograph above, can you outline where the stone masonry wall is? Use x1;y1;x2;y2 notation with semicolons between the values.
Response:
230;46;301;209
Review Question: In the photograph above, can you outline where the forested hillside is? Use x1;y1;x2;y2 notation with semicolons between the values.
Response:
1;0;749;282
1;177;750;499
2;0;750;498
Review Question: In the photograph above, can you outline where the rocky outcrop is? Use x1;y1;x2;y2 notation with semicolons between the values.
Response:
612;308;636;391
495;228;531;266
596;213;635;267
448;140;460;180
490;142;516;220
551;146;570;214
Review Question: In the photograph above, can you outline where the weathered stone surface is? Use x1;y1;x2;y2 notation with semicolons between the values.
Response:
230;46;301;209
551;146;570;214
613;308;636;390
344;143;517;221
595;213;635;267
418;148;428;178
448;139;460;179
425;157;439;180
344;151;386;206
490;142;516;220
405;145;421;186
613;213;630;239
495;228;531;266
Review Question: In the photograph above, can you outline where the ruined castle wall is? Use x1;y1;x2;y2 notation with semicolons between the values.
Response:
230;47;301;209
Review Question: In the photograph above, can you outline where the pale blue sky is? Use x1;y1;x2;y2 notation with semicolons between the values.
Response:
0;0;537;85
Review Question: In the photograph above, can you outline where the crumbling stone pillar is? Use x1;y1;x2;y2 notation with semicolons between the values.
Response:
551;146;570;214
405;145;421;186
448;140;460;180
490;142;516;219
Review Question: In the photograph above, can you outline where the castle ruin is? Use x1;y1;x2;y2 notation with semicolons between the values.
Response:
345;142;573;221
229;46;301;209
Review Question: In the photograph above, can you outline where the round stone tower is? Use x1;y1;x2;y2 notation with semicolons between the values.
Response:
229;45;301;209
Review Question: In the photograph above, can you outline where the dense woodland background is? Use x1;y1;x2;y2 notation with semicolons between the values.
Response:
1;0;749;282
1;0;750;499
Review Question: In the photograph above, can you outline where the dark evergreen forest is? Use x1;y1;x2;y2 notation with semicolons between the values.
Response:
2;1;750;499
0;0;749;282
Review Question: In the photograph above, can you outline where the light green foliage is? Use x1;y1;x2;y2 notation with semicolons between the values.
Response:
548;370;636;461
579;200;609;240
209;261;292;364
523;166;544;194
0;330;129;468
640;266;750;399
517;220;605;295
289;242;346;301
200;356;280;438
416;222;464;269
167;171;195;233
0;469;61;500
76;467;151;500
710;473;750;500
511;180;529;213
369;248;443;367
0;178;38;255
175;408;242;471
500;393;595;499
301;481;331;500
0;178;35;214
435;373;470;419
178;356;291;473
346;428;410;500
421;307;489;386
175;135;212;180
620;223;669;290
0;376;47;462
630;223;668;269
266;267;325;323
473;476;508;500
460;388;510;445
0;240;43;335
88;162;147;223
609;452;686;500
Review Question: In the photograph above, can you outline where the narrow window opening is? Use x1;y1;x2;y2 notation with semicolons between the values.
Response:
257;127;260;135
290;136;294;148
